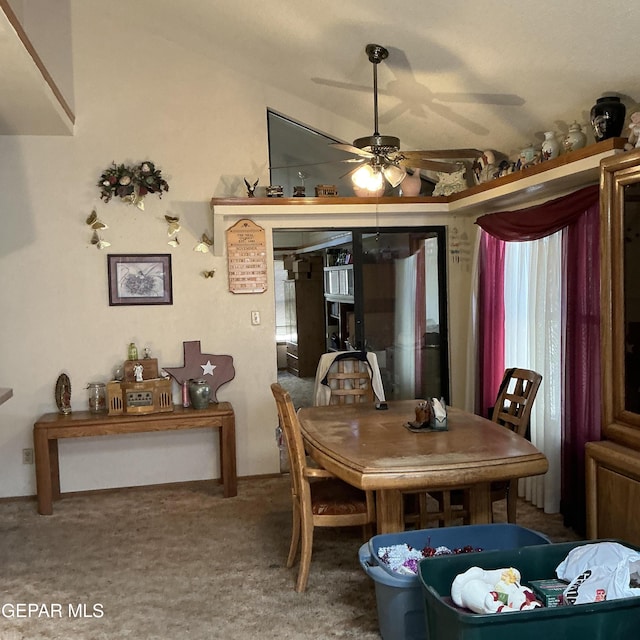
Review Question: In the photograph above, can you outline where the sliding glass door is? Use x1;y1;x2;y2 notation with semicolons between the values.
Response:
273;226;449;402
353;228;449;402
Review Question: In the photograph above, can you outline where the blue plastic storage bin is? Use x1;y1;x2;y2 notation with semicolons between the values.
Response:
358;524;550;640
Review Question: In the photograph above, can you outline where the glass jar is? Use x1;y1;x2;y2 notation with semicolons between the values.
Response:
87;382;106;413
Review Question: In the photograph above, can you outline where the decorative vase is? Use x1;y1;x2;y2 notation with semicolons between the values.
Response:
590;96;626;141
541;131;560;161
563;121;587;152
520;143;537;164
188;378;212;409
400;171;421;196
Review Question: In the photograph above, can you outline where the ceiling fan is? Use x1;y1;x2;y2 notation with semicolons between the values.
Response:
332;44;483;190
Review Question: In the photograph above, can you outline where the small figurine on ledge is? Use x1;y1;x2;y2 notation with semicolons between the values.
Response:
625;112;640;150
133;363;144;382
244;178;259;197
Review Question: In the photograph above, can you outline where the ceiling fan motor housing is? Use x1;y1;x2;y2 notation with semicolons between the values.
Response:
365;43;389;64
353;134;400;155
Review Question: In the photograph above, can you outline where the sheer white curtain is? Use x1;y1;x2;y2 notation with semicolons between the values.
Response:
394;254;417;397
503;233;562;513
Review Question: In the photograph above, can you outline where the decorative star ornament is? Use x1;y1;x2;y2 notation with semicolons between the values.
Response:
201;361;216;376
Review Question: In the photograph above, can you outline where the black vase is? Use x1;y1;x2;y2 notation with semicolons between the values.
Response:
590;96;626;141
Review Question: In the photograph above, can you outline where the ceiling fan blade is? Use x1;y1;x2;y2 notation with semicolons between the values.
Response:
329;142;375;158
401;149;482;159
398;158;462;173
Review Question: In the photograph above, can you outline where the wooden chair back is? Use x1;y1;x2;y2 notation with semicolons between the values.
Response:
270;382;375;591
326;358;375;405
490;367;542;523
491;367;543;436
271;383;309;508
415;368;543;527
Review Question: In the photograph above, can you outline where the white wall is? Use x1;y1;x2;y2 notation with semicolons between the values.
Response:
0;3;475;498
7;0;75;113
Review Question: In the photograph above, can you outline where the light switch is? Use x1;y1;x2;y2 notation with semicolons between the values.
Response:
251;311;260;325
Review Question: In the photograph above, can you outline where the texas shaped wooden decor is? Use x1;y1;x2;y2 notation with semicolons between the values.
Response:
164;340;235;402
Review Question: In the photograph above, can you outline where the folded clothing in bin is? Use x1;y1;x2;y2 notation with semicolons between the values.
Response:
556;541;640;604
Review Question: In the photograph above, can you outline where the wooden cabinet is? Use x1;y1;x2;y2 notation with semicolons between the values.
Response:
586;148;640;544
586;441;640;545
284;277;325;377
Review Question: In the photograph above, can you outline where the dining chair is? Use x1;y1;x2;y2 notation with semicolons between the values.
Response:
271;383;376;592
487;367;543;522
313;351;385;406
326;357;375;405
425;367;543;526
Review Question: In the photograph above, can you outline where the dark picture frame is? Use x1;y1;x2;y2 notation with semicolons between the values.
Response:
107;254;173;306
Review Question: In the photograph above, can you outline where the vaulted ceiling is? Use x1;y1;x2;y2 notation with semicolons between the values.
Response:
4;0;640;160
116;0;639;159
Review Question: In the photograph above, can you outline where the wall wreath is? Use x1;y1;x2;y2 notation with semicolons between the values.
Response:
98;161;169;209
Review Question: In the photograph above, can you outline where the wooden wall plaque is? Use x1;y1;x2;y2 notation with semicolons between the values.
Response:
226;219;268;294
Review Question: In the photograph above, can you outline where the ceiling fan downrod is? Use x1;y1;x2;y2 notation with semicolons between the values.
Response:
353;44;400;153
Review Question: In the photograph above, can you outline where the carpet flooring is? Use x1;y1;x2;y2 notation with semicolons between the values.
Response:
276;371;315;409
0;476;581;640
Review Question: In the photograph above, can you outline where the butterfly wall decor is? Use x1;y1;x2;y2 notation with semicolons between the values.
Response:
194;233;213;253
165;214;181;247
86;209;111;249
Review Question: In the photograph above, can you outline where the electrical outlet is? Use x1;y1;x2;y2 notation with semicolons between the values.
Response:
22;448;34;465
251;311;260;325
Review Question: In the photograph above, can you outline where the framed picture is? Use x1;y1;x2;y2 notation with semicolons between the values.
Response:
107;254;173;306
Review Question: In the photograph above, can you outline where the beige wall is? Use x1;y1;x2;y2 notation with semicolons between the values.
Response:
0;3;477;498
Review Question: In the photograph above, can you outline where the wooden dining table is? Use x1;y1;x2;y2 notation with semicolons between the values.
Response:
297;399;548;534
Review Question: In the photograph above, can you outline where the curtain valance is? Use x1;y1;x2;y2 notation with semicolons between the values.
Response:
475;184;599;241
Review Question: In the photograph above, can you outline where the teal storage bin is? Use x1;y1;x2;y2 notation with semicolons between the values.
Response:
418;539;640;640
359;524;550;640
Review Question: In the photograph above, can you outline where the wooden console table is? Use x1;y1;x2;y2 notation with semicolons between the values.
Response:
33;403;237;515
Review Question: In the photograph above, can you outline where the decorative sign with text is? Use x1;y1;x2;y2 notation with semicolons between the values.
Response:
226;219;268;294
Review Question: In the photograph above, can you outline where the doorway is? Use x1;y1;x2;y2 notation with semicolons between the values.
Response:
274;226;449;404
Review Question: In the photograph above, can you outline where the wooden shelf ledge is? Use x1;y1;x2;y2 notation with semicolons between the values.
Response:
211;138;627;215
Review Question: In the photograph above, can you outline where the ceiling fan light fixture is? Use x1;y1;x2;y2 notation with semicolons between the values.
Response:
383;163;406;188
352;163;384;192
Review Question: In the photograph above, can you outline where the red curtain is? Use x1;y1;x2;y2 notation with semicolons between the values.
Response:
476;185;600;532
561;201;601;532
476;185;599;241
477;232;505;418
